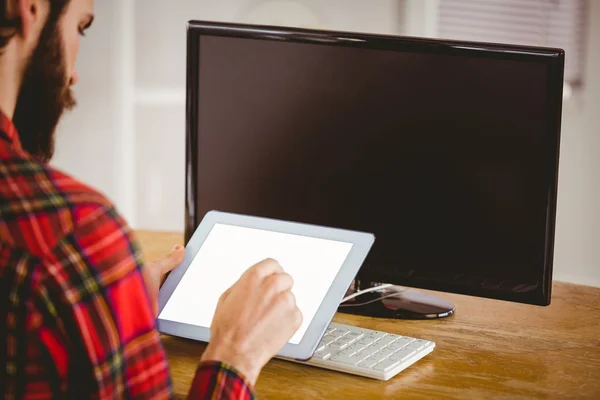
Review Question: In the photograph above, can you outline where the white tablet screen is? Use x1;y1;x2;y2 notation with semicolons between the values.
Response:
159;223;354;344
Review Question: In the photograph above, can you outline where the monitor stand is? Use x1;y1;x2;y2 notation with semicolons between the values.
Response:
337;280;455;319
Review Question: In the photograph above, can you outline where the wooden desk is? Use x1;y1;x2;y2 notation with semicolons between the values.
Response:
137;231;600;399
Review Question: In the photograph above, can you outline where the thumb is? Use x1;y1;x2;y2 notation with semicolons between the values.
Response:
156;244;185;275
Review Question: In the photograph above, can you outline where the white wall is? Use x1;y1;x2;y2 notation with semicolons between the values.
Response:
52;0;600;287
53;0;120;201
552;1;600;287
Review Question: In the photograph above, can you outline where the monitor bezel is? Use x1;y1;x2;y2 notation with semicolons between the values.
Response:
184;20;564;306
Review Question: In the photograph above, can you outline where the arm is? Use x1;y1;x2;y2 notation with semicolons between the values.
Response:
188;361;254;400
44;203;254;399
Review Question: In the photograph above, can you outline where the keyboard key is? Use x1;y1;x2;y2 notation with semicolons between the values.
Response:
368;332;388;342
328;341;349;351
340;344;362;356
374;359;401;372
370;341;389;353
358;359;378;368
335;338;354;347
312;349;332;360
378;336;397;347
353;349;371;361
363;356;380;366
329;330;346;338
404;341;426;352
320;335;337;345
345;332;365;342
330;355;361;366
385;343;403;352
389;347;417;363
344;337;359;346
316;344;326;352
338;334;356;343
395;337;415;348
339;349;353;356
357;339;373;348
376;349;394;361
350;343;365;353
332;328;353;338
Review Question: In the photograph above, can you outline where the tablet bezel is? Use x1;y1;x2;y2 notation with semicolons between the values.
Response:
157;210;374;360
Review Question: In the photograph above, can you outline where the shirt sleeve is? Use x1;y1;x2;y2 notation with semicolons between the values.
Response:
43;203;173;398
44;202;256;399
188;361;255;400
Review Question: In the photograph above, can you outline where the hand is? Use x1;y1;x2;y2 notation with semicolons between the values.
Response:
201;258;303;386
142;244;185;316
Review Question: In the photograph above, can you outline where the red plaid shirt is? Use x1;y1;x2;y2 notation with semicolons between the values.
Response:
0;111;254;399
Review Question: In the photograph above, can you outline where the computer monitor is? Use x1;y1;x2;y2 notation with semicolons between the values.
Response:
184;21;564;317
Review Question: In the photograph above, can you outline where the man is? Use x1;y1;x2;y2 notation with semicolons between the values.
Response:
0;0;303;398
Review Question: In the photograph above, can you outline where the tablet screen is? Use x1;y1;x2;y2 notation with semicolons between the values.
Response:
159;223;354;344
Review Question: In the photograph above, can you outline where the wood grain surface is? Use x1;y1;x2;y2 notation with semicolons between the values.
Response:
137;230;600;399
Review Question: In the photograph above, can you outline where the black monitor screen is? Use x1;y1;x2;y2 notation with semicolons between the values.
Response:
187;23;564;305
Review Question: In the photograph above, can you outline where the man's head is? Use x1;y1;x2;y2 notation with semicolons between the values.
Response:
0;0;93;162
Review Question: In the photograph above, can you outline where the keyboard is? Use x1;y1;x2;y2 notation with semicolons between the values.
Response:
284;322;435;381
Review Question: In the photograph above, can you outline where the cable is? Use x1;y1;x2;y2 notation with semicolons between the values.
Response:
340;283;394;304
339;291;407;307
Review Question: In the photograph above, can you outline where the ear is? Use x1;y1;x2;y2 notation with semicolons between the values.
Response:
16;0;39;39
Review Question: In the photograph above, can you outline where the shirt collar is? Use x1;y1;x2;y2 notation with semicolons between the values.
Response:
0;109;23;152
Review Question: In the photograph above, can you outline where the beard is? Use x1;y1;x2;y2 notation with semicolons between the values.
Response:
12;17;76;163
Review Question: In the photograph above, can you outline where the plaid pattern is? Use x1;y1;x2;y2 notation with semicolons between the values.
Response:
0;111;254;399
190;362;255;400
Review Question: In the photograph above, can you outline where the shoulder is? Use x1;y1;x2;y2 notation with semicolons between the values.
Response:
19;162;147;307
0;156;119;258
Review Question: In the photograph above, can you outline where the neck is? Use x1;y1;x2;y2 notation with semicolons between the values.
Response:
0;46;26;119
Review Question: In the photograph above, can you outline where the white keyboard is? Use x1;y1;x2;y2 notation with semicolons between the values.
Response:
285;322;435;381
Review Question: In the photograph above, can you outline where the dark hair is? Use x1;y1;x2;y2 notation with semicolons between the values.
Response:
1;0;70;50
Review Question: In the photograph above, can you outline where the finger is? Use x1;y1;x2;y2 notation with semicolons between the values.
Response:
218;285;234;305
154;245;185;275
282;290;297;309
242;258;284;281
263;272;294;294
293;308;303;329
271;291;301;332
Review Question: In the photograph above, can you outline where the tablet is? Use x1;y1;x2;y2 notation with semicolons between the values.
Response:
157;211;375;360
